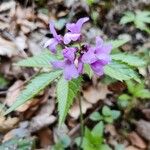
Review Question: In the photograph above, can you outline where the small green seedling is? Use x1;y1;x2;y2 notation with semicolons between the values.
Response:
76;121;111;150
118;80;150;108
90;106;121;124
120;11;150;33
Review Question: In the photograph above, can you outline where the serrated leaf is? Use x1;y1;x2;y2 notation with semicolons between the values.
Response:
111;53;146;67
120;11;135;24
57;77;81;125
108;39;129;50
5;70;62;115
16;50;56;68
104;61;140;82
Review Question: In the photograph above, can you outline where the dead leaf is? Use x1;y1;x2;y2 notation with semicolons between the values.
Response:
3;121;30;142
125;146;140;150
6;80;40;112
38;128;53;148
29;114;56;133
136;120;150;141
105;124;117;137
83;83;110;104
142;109;150;120
69;99;92;119
29;99;56;132
0;1;16;13
0;116;19;132
128;132;146;149
0;37;18;57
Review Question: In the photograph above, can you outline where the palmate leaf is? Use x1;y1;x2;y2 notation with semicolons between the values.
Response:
104;61;140;82
120;11;135;24
57;77;81;125
111;53;146;67
16;50;56;68
5;70;62;115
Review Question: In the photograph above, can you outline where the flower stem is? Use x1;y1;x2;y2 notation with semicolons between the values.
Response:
79;97;84;148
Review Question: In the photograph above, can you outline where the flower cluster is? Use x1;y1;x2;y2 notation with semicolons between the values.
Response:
44;17;112;80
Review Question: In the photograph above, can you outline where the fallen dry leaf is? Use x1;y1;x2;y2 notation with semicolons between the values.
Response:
136;120;150;141
6;80;40;112
125;146;140;150
69;99;92;119
3;121;30;142
29;114;56;133
29;99;56;132
128;132;146;149
105;124;117;137
38;128;53;148
0;116;19;132
83;83;110;104
142;109;150;120
0;37;18;57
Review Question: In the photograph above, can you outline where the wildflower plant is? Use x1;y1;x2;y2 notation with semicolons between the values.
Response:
4;17;145;125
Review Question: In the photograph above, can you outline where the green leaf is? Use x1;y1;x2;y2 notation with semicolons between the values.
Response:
92;121;104;137
135;89;150;99
111;53;146;67
57;77;81;125
90;112;102;121
104;116;113;123
16;50;57;68
5;71;62;115
135;11;150;30
126;80;136;94
84;64;93;78
104;61;140;82
120;11;135;24
100;144;112;150
108;39;130;50
102;106;111;117
118;94;131;101
111;110;121;120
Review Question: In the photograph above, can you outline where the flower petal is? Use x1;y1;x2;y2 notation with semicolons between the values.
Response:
77;57;83;74
66;17;89;33
51;60;64;69
96;53;111;65
44;38;58;53
62;47;77;61
64;60;79;80
48;39;58;53
49;21;62;42
64;33;80;44
91;61;104;76
81;48;97;64
96;36;103;47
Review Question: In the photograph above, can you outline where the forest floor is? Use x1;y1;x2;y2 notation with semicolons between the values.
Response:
0;0;150;149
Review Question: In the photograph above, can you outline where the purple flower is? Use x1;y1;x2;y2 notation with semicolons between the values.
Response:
52;47;83;80
82;37;112;76
64;17;89;44
44;21;62;53
52;59;79;80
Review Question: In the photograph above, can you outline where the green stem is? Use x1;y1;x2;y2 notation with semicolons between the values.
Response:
79;97;84;149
